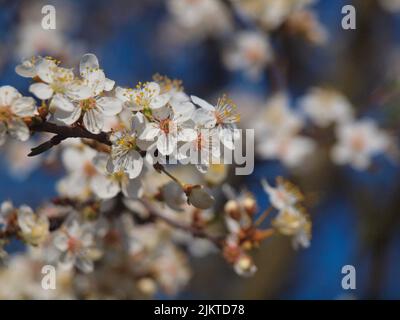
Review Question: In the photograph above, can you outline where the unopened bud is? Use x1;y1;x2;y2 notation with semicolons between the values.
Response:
185;185;215;210
243;197;257;215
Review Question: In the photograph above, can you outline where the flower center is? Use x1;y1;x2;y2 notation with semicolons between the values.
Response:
351;133;365;152
245;45;264;62
80;98;97;112
111;171;125;182
215;95;240;125
0;106;13;122
117;135;136;150
83;161;97;177
67;236;81;253
159;118;171;134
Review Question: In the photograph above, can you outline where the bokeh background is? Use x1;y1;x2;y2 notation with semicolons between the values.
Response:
0;0;400;299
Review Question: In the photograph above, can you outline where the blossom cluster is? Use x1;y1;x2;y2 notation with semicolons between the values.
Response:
254;88;393;171
165;0;327;81
0;54;310;299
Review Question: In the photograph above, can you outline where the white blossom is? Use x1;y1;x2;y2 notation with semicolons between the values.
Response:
300;87;354;127
331;120;390;170
192;95;240;150
223;31;273;79
0;86;36;145
53;219;101;273
51;54;122;134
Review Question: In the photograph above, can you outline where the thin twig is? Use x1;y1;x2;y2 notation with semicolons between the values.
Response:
141;199;224;249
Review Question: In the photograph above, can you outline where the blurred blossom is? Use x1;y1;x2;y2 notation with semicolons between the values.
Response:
232;0;317;31
223;31;274;80
255;92;315;167
166;0;232;41
379;0;400;13
331;120;391;170
15;1;85;61
299;87;354;128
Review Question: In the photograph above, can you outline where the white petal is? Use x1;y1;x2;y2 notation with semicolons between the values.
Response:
115;86;132;102
65;82;92;100
91;174;120;199
36;58;57;83
96;97;122;116
50;93;75;112
150;93;170;109
132;112;147;136
171;100;195;122
80;53;99;75
140;124;160;141
191;95;215;111
146;82;161;97
83;109;104;134
0;86;21;106
152;105;171;121
11;97;36;117
66;220;82;238
54;233;69;251
104;78;115;91
15;60;36;78
53;104;82;125
157;133;176;155
8;118;30;141
85;69;106;96
125;151;144;179
193;108;216;129
29;83;53;100
219;127;235;150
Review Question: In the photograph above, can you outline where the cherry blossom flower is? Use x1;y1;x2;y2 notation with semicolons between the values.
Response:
56;142;98;199
29;57;89;101
53;219;102;273
90;153;143;200
109;129;144;180
233;254;257;277
255;92;303;137
261;177;304;211
223;31;274;80
299;87;354;127
272;206;311;249
257;133;316;167
0;201;17;231
191;95;240;149
140;104;196;156
234;0;317;31
51;54;122;134
331;120;391;170
167;0;232;39
178;128;221;173
115;82;170;112
17;206;49;246
0;85;36;145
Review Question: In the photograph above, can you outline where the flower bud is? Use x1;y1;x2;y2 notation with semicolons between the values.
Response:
224;200;240;219
234;254;257;277
137;277;157;296
185;185;215;210
243;196;257;215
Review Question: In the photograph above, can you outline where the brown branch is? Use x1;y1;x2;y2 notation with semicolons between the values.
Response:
27;119;111;156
